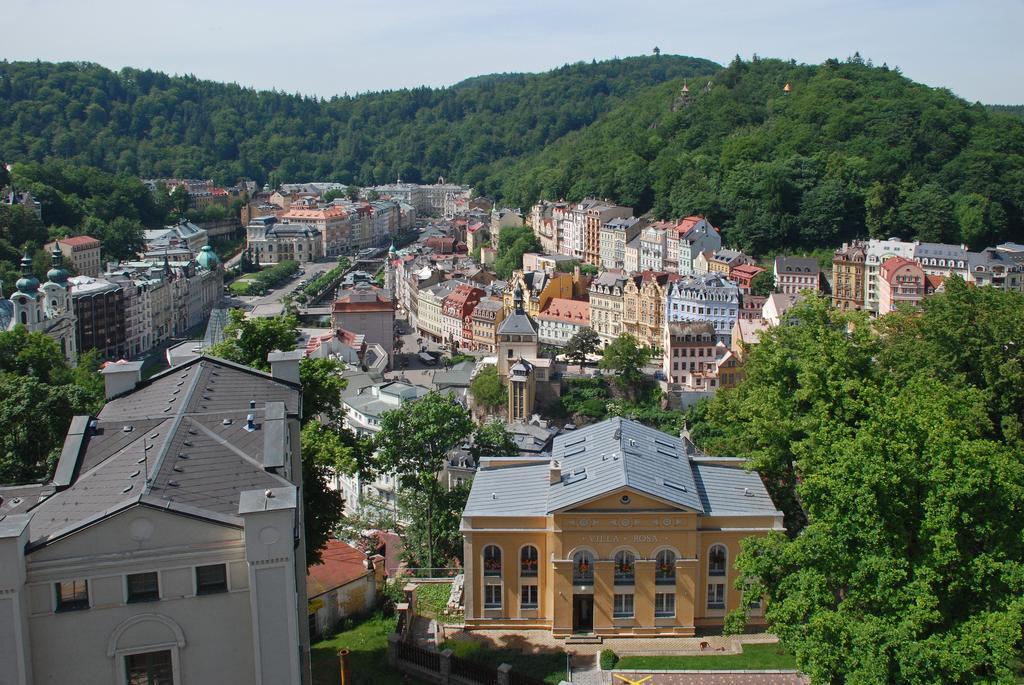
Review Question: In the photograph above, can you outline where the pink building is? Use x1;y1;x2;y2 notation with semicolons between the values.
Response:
442;283;485;349
878;256;927;312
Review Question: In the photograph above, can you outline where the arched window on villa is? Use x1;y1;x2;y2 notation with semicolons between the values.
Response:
520;546;538;578
613;550;635;585
483;545;501;577
708;544;727;577
655;549;676;584
572;550;593;583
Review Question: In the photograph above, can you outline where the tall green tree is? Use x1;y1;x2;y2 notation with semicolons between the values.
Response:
749;270;775;296
208;309;299;369
598;333;650;398
374;391;474;571
470;418;517;460
469;365;506;414
697;284;1024;683
564;326;601;371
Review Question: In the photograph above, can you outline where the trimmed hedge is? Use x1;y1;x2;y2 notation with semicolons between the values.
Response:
599;649;618;671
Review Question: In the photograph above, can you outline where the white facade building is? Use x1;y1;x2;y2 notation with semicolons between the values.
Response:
0;353;312;685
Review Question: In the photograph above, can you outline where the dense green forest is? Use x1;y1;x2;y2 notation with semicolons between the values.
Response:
0;56;718;187
3;55;1023;257
486;56;1024;254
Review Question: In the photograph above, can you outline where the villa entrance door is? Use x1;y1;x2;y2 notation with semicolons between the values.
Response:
572;595;593;633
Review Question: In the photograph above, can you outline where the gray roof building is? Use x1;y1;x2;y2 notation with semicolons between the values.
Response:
463;416;780;518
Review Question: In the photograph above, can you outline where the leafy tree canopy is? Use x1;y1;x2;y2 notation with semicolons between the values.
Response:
598;332;651;394
696;282;1024;682
564;326;602;369
469;364;507;414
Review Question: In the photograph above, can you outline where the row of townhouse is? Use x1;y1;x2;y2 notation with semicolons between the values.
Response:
626;216;723;274
832;239;1024;312
528;198;634;266
5;242;223;364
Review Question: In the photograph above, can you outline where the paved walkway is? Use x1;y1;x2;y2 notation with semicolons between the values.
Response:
457;629;777;657
612;674;805;685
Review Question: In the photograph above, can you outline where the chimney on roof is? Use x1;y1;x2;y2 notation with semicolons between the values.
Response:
267;349;304;385
549;459;562;485
101;360;144;400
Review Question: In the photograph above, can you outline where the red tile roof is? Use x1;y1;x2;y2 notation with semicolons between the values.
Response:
307;540;369;597
538;298;590;324
880;256;921;282
59;235;101;248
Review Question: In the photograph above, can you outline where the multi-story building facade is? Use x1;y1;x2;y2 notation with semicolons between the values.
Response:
622;271;675;351
442;283;485;349
878;256;927;312
662;321;721;388
461;417;781;636
417;280;459;342
490;208;524;250
704;248;749;276
107;273;154;358
864;239;916;312
68;275;126;359
576;199;633;266
0;353;312;685
246;216;323;264
639;222;670;272
282;206;350;256
832;242;867;310
666;273;740;345
1;251;78;363
332;283;396;367
774;256;823;296
471;298;505;353
599;217;646;270
46;235;102;277
536;298;590;348
623;236;641;273
668;217;722;275
589;270;629;347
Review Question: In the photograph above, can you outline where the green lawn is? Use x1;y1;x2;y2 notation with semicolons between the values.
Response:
615;643;796;671
228;279;255;295
443;638;567;684
414;583;464;624
311;613;428;685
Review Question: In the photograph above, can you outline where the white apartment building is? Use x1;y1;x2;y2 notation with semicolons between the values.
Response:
0;353;312;685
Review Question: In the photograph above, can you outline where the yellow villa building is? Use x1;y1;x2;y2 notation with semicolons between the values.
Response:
461;417;782;637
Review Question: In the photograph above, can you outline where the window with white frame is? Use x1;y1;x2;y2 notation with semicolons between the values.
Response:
484;584;502;609
520;584;538;609
707;583;725;609
613;593;634;619
655;592;675;618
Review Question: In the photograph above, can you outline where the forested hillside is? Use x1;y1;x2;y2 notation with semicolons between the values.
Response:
487;56;1024;254
0;56;718;187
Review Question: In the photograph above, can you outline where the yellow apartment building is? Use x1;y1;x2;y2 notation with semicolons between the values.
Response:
461;417;782;637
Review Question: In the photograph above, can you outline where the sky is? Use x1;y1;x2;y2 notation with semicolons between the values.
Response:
3;0;1023;104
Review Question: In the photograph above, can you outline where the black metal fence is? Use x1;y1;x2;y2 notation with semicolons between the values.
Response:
450;655;498;685
509;671;549;685
396;641;440;672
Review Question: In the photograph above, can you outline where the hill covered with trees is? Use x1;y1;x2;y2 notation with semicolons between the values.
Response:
487;56;1024;254
3;55;1023;256
0;56;719;188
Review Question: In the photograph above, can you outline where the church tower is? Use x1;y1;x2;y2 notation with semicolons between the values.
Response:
507;357;537;422
495;285;538;378
10;254;42;329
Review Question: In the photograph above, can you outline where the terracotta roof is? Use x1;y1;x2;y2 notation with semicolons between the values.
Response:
283;206;348;220
538;297;590;324
880;256;921;282
307;540;369;597
59;235;101;248
731;263;765;277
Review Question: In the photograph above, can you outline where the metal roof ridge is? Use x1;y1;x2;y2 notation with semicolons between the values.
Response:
145;363;205;495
